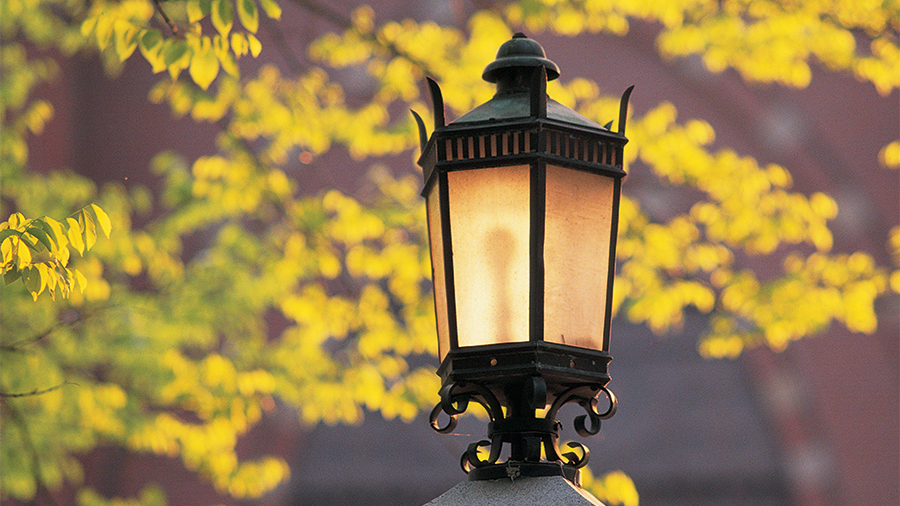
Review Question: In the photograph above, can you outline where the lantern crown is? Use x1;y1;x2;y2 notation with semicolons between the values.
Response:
483;32;561;86
449;33;610;130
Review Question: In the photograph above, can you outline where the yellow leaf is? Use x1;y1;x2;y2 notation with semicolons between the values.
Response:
82;211;97;251
187;0;212;24
139;30;168;74
212;0;234;37
246;33;262;57
257;0;280;20
14;237;33;269
879;140;900;169
214;35;240;77
94;14;115;51
231;32;248;57
90;204;112;238
66;217;85;255
190;41;220;90
237;0;259;33
113;20;140;61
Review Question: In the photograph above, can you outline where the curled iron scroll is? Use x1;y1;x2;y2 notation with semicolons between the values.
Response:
547;384;617;438
428;381;504;435
559;441;591;468
460;435;504;473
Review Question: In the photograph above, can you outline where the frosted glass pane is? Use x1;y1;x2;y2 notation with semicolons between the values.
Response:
426;184;451;361
543;165;615;351
448;165;531;347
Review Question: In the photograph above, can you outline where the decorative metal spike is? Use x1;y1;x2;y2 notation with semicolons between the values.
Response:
603;120;613;130
426;77;445;129
618;85;635;135
410;109;428;152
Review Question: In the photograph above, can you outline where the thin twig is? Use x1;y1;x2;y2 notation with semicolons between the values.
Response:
0;381;76;398
1;322;65;353
151;0;180;37
1;305;110;353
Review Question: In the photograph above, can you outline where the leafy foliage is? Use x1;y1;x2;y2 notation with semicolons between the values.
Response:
1;0;895;504
582;468;639;506
505;0;900;94
1;206;111;301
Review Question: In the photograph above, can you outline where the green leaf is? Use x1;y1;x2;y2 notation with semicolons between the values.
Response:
187;0;212;24
212;0;234;37
214;36;240;77
35;219;60;250
139;30;167;73
15;232;37;250
26;225;52;252
23;267;43;300
141;29;163;51
237;0;259;33
3;270;21;285
113;20;140;61
163;40;191;67
89;204;112;238
257;0;281;20
0;229;17;245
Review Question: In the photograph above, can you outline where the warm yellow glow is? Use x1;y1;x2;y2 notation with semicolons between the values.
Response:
448;165;531;347
426;183;452;360
544;165;615;350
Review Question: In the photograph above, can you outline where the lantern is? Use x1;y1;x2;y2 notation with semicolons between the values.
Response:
414;33;633;483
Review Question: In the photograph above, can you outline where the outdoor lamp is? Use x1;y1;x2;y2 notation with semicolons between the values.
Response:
413;33;632;484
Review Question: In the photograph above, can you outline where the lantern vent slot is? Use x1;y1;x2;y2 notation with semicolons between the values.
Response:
443;130;534;162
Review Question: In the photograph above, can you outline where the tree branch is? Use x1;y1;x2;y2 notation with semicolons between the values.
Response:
1;305;108;353
0;381;76;398
151;0;180;37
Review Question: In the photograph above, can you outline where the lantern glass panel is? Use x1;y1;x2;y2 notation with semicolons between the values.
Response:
543;164;616;351
448;165;531;348
426;182;452;361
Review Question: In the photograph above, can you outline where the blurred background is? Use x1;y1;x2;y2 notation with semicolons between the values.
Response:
14;0;899;505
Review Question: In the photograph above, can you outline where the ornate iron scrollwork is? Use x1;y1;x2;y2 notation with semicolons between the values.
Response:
428;378;617;478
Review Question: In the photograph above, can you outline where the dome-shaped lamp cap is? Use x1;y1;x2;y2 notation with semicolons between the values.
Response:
482;33;561;83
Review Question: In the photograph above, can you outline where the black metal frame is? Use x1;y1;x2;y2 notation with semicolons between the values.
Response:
429;371;617;483
414;34;632;484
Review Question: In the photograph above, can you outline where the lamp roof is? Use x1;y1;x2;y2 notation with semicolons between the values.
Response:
449;33;608;131
451;94;608;130
483;33;561;83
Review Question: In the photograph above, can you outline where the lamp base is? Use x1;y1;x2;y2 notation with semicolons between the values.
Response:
437;341;613;403
467;460;580;485
429;373;617;484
